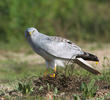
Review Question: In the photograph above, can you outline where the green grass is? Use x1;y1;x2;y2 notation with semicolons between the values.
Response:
0;59;45;82
0;58;110;100
0;44;110;100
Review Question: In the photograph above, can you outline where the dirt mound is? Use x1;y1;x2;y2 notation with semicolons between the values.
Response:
33;73;110;98
33;74;88;96
0;73;110;99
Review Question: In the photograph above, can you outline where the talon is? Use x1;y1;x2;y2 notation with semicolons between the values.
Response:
50;73;55;78
44;72;47;76
44;69;48;76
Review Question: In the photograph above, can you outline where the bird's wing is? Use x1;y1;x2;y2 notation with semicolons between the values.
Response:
74;58;101;75
39;36;84;59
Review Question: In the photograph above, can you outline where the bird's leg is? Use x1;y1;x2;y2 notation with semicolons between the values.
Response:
54;66;56;72
50;66;56;78
44;68;48;76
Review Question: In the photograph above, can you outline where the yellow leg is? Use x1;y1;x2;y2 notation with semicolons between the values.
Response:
50;73;55;77
50;66;56;78
54;66;56;72
44;68;48;76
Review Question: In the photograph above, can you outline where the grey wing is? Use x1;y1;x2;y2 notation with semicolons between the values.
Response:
39;36;84;59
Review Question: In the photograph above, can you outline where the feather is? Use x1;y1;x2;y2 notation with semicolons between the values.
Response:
74;58;101;75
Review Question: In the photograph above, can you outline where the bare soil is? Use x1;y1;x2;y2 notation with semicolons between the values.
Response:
0;73;110;99
33;74;88;95
33;73;110;98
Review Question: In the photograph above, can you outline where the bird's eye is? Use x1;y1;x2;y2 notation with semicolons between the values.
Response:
32;30;35;33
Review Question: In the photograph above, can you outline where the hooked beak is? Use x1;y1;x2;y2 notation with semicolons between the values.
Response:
29;32;31;35
25;31;31;38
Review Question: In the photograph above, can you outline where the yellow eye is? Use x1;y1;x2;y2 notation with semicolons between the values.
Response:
32;30;35;33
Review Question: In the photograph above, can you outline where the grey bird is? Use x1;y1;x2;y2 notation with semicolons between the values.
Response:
25;27;100;77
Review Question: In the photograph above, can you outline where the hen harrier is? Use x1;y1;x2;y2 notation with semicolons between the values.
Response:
25;27;100;77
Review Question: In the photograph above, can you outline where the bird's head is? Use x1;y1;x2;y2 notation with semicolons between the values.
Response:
25;27;39;38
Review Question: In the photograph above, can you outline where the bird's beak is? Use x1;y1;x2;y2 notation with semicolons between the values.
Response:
29;32;31;35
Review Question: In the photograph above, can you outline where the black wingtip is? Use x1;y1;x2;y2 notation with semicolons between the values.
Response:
77;52;99;62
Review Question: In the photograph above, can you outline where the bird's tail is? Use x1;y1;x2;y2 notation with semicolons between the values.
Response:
74;58;101;75
76;52;99;62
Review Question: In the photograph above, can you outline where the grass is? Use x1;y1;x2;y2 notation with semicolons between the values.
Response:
81;79;98;98
0;58;110;100
0;43;110;100
0;59;45;82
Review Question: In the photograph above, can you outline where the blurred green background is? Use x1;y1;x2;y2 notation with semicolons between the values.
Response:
0;1;110;99
0;0;110;47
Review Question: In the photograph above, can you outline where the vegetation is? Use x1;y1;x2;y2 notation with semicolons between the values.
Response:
0;0;110;99
17;81;33;95
81;79;98;98
0;0;110;44
0;56;110;99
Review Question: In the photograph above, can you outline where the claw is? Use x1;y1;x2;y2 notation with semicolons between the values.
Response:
44;69;48;76
50;73;55;78
49;66;56;77
44;66;56;77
